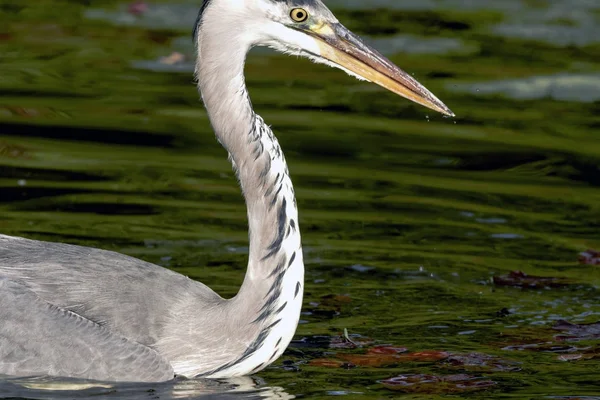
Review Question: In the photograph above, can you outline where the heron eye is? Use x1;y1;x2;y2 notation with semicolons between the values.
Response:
290;8;308;22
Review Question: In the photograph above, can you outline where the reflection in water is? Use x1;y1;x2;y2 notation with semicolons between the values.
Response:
84;0;600;48
0;376;292;400
449;74;600;103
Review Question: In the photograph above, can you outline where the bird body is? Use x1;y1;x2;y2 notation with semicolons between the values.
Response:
0;0;451;382
0;227;301;381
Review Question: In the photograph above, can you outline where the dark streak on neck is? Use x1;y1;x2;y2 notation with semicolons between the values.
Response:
262;198;287;260
192;0;213;41
198;132;294;376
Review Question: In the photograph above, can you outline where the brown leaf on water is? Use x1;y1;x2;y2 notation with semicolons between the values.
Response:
380;373;496;393
309;359;342;368
0;141;30;159
578;249;600;265
493;331;550;352
493;271;571;288
339;353;399;367
398;350;450;362
441;352;521;372
339;350;449;367
309;359;355;369
367;345;408;355
552;320;600;341
127;0;148;16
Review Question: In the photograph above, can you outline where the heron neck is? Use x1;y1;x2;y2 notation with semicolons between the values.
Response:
195;31;304;376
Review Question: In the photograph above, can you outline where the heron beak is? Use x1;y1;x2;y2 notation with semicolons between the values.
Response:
305;23;454;117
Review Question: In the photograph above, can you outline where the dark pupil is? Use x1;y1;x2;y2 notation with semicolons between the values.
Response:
296;11;304;19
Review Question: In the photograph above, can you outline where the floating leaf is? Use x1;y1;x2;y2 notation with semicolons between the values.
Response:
127;0;148;16
380;374;496;393
501;342;581;353
398;350;450;362
309;359;355;369
338;353;398;367
557;354;584;362
0;141;30;159
578;249;600;265
493;271;570;288
442;352;521;372
339;350;448;367
557;346;600;361
553;320;600;341
367;345;408;355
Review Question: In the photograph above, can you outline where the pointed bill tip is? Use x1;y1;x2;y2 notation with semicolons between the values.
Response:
309;22;455;118
438;103;455;118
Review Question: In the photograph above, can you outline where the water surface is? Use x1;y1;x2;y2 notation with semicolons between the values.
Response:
0;0;599;399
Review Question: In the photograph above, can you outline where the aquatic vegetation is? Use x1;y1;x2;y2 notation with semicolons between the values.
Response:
0;0;598;398
380;373;496;393
493;271;572;289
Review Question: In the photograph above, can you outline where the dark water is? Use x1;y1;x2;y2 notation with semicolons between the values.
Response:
1;0;599;399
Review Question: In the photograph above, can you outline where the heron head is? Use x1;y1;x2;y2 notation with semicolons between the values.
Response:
195;0;453;116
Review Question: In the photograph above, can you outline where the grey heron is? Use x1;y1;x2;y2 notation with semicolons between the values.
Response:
0;0;453;383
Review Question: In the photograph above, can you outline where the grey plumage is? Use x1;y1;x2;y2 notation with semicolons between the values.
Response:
0;235;216;381
0;278;174;382
0;0;452;383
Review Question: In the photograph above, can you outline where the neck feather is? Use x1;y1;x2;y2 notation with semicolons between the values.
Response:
192;25;305;378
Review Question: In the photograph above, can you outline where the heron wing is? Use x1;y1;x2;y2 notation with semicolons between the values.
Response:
0;235;220;348
0;278;175;382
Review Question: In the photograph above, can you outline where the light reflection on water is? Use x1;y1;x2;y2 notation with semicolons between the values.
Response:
0;376;292;400
450;74;600;103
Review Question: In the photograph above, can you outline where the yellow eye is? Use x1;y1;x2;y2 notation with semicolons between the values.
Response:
290;8;308;22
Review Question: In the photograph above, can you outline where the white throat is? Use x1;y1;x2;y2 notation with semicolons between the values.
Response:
189;4;305;378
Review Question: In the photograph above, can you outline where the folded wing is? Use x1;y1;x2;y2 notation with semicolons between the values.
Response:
0;278;174;383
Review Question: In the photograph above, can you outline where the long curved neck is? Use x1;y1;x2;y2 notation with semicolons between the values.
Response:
194;24;304;377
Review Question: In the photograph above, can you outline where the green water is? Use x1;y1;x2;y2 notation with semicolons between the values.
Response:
1;0;599;398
